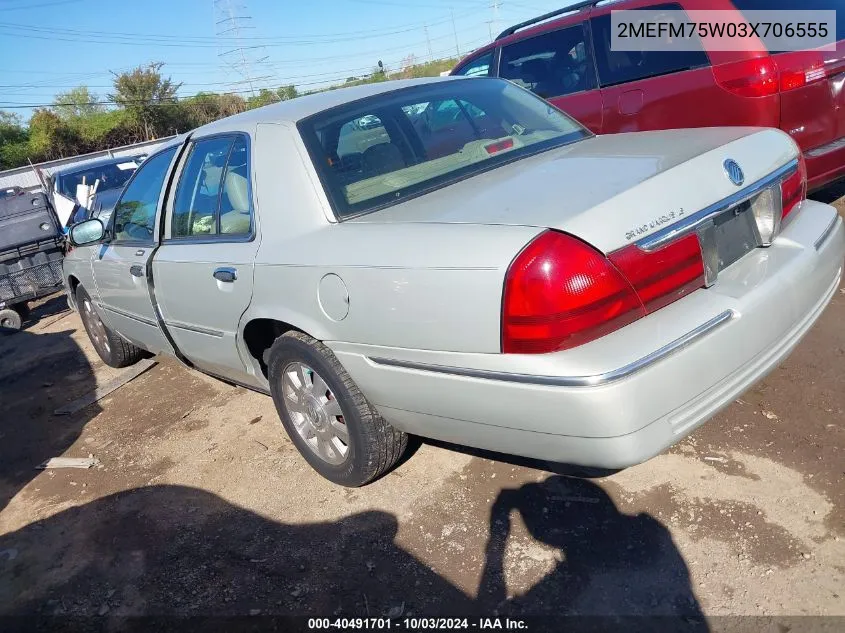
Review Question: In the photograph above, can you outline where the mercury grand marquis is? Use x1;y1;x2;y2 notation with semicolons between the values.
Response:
63;77;845;486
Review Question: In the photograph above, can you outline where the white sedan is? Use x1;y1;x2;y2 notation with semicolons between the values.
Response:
63;77;845;486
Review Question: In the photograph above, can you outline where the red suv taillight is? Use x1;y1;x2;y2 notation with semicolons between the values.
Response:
713;57;779;98
502;231;705;354
781;152;807;220
778;52;826;92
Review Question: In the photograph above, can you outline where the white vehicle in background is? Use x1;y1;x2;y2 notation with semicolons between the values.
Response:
47;155;145;227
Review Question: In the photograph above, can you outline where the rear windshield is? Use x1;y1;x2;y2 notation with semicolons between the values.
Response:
298;78;590;218
57;160;139;198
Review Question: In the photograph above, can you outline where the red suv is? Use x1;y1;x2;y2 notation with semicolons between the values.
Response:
452;0;845;191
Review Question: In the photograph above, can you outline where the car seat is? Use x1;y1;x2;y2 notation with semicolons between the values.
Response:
220;169;251;234
361;143;406;177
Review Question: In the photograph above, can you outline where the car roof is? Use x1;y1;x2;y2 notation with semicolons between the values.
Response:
191;76;471;137
53;154;146;178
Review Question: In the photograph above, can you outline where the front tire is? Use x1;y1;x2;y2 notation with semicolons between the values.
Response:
267;331;407;487
76;286;144;368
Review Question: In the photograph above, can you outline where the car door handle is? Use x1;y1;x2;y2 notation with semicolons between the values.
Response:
129;265;144;278
213;267;237;283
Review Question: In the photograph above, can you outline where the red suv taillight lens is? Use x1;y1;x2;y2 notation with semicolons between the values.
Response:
502;232;644;354
778;52;826;92
781;153;807;220
502;231;707;354
713;57;779;97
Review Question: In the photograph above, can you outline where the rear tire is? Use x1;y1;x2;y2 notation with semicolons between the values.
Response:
76;286;144;368
0;308;22;332
267;330;407;487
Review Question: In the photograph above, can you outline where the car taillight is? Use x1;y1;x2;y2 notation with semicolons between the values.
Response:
502;229;710;354
781;153;807;220
608;234;705;313
713;57;779;97
779;53;826;92
502;232;645;354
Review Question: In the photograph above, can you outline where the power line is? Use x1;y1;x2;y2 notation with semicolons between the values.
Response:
0;6;484;47
0;37;483;94
0;6;481;42
0;0;84;11
0;39;489;110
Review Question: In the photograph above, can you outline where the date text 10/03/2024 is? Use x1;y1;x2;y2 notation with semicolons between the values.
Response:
308;618;528;630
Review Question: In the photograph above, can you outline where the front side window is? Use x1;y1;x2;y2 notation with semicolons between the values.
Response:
591;4;710;87
300;78;590;218
111;147;177;242
453;52;494;77
500;24;596;98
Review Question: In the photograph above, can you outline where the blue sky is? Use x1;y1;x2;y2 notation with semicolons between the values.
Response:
0;0;566;120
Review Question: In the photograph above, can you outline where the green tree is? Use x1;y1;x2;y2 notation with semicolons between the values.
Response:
277;84;298;101
52;86;104;120
246;88;280;110
109;62;182;140
0;111;29;169
183;92;247;127
27;109;81;161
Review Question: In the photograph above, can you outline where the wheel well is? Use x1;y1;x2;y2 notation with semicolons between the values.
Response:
67;275;81;308
242;318;302;377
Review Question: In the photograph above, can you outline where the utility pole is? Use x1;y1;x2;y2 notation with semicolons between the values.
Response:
214;0;274;97
451;8;460;57
424;24;433;60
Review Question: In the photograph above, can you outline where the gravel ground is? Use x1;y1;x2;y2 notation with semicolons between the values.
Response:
0;191;843;625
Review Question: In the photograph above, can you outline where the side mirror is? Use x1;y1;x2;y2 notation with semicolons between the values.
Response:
68;218;105;246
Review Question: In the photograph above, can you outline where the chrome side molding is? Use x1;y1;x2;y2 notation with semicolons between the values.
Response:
369;310;736;387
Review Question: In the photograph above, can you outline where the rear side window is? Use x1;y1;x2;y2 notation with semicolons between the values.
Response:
500;24;596;99
172;137;233;237
171;135;252;239
453;52;494;77
591;3;710;87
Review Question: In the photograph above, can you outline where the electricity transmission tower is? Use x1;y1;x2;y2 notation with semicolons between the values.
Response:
214;0;275;96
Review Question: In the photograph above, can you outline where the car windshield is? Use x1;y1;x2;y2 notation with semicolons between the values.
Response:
299;78;591;218
57;160;140;198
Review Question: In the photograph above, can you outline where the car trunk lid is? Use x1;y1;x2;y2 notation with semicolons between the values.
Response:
352;126;799;254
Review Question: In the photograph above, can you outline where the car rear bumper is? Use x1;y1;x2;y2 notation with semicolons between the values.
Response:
805;136;845;191
329;201;845;468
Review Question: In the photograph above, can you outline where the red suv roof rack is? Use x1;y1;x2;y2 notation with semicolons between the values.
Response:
495;0;601;40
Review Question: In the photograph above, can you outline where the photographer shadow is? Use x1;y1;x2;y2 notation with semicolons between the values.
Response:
478;475;706;626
